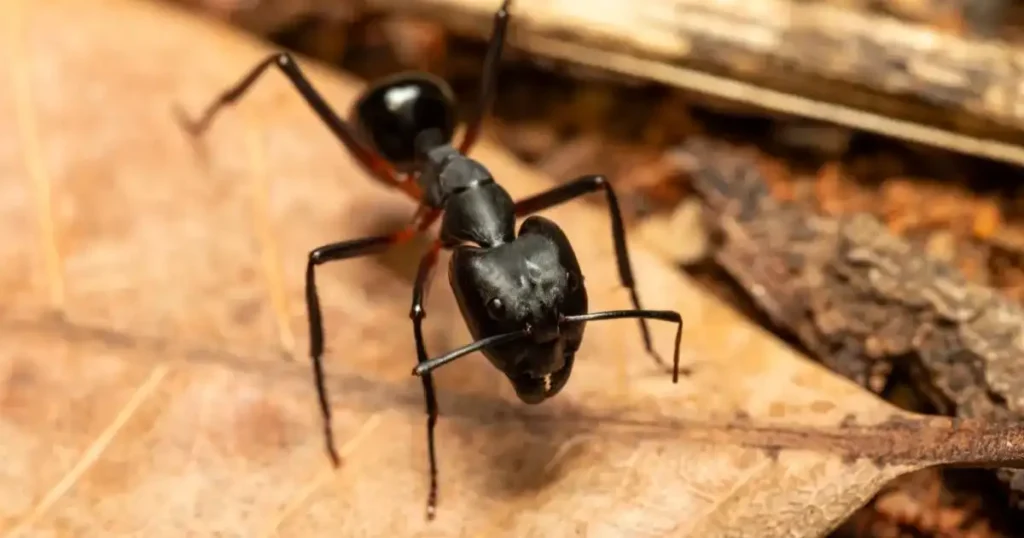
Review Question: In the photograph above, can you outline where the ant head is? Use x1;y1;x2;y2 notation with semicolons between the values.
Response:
449;216;589;403
350;72;457;174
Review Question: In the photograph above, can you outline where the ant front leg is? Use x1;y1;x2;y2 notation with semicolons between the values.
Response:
305;209;439;466
409;241;443;519
514;175;670;371
175;52;419;199
458;0;512;154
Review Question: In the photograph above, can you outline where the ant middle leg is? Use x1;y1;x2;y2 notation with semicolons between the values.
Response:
458;0;513;154
409;241;443;519
513;174;670;371
175;52;421;200
306;210;440;466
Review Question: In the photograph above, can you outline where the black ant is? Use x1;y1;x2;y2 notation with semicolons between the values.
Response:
175;0;683;519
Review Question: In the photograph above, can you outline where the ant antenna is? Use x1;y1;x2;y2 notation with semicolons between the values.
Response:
562;310;684;382
413;309;684;381
412;330;529;376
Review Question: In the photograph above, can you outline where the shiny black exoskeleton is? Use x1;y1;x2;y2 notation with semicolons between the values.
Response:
175;0;683;520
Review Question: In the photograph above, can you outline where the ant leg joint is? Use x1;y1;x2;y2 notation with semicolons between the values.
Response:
410;304;426;321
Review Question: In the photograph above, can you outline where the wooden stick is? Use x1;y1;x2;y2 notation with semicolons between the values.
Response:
366;0;1024;166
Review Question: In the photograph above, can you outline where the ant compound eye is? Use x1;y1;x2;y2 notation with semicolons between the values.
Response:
486;297;506;319
566;271;581;292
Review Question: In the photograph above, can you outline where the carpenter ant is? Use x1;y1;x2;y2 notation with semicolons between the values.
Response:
175;0;683;519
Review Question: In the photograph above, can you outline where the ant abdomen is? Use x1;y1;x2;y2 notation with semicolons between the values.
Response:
351;72;457;173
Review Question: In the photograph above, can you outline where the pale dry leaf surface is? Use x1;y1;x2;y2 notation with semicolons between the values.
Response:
0;0;997;537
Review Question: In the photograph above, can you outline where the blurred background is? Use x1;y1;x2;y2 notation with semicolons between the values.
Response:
37;0;1024;535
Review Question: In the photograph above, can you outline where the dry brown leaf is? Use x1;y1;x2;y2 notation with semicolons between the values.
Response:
2;1;1024;537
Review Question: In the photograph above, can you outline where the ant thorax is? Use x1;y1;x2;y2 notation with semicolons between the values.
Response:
415;141;493;204
417;149;516;249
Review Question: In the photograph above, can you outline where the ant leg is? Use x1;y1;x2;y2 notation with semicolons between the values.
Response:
307;232;415;466
458;0;512;154
409;241;443;519
514;174;669;370
176;52;420;199
306;210;440;466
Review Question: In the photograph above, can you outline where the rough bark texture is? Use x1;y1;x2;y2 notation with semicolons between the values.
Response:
687;138;1024;507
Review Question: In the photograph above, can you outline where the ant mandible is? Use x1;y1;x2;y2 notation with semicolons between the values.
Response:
176;0;683;519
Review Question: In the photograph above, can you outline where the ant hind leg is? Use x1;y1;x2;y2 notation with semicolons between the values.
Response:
458;0;513;154
175;52;421;199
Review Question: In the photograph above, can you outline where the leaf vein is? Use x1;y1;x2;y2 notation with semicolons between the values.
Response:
7;0;65;311
676;456;770;535
2;364;170;537
242;108;296;358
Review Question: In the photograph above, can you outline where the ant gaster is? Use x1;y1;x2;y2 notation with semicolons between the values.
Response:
176;0;684;519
